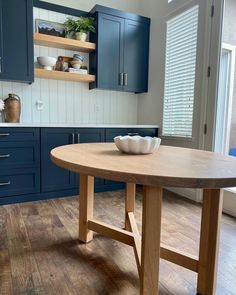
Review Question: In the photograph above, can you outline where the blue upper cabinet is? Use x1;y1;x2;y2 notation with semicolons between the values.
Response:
123;20;150;93
89;5;150;93
0;0;34;83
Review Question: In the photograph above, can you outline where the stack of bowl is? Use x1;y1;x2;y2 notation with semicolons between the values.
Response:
70;54;85;69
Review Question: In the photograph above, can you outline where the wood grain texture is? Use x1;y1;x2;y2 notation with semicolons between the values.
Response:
51;143;236;188
79;174;94;243
34;33;96;52
160;244;198;272
140;186;162;295
0;189;236;294
125;183;136;230
197;189;223;295
88;219;134;246
128;212;142;277
35;69;96;83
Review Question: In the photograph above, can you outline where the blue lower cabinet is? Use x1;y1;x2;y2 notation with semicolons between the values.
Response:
41;128;106;194
0;127;158;204
41;128;76;192
0;168;40;198
76;128;105;187
105;128;158;142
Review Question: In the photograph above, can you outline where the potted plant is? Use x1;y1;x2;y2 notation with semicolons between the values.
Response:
74;17;96;41
64;17;76;39
64;17;95;42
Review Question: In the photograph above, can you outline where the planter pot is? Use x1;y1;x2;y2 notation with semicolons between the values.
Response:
65;32;75;39
75;32;87;42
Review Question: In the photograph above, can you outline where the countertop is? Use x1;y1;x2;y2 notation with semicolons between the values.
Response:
0;123;160;128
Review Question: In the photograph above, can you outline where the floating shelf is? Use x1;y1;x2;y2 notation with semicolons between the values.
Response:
34;33;96;53
35;68;96;83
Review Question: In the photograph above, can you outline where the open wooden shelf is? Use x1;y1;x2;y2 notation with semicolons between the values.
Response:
35;68;96;83
34;33;96;53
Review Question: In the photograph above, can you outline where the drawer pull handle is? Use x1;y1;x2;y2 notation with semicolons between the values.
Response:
72;133;75;144
0;154;10;158
77;133;80;144
128;132;139;136
0;181;11;186
0;133;10;137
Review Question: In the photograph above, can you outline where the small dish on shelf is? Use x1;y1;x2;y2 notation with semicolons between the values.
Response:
114;135;161;154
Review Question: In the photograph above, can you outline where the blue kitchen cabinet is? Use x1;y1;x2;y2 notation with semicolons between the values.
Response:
123;19;150;93
0;127;158;205
0;128;40;199
41;128;105;194
89;5;150;93
76;128;105;188
105;128;158;142
0;0;34;83
41;128;76;193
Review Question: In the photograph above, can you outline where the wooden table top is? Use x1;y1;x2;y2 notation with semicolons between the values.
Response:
51;143;236;188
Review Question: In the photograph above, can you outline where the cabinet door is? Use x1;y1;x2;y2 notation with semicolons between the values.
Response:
0;0;2;75
0;0;34;82
96;13;124;90
124;19;150;93
41;128;76;193
75;128;105;187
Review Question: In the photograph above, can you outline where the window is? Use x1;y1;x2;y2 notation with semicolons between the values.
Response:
162;5;199;138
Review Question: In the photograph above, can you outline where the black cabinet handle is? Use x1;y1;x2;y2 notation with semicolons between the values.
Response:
119;73;124;86
124;73;128;86
72;133;75;144
128;132;139;136
77;133;80;144
0;181;11;186
0;133;10;137
0;154;10;158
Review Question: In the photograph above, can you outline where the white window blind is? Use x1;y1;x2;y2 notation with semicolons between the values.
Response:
162;5;199;138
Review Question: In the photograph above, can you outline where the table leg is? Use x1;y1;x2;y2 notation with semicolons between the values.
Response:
197;189;223;295
125;183;136;230
140;186;162;295
79;174;94;243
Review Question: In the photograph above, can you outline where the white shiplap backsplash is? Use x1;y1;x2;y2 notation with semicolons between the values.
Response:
0;8;138;125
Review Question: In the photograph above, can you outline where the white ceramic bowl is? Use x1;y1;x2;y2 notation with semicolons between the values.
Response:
114;136;161;154
37;56;57;70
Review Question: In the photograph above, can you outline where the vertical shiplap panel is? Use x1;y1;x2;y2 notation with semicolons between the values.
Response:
49;79;58;123
57;80;66;123
31;79;41;123
65;81;74;123
21;83;32;123
40;79;50;123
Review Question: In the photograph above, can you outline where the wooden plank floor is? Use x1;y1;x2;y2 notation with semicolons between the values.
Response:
0;189;236;295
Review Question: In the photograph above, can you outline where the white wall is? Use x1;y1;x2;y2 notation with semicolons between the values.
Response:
137;0;164;126
0;2;141;125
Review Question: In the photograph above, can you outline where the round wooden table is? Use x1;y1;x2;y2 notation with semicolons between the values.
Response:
51;143;236;295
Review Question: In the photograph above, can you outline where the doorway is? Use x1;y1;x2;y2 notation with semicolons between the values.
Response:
215;43;236;217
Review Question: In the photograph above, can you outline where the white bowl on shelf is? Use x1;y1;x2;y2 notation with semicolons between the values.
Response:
37;56;57;70
114;135;161;154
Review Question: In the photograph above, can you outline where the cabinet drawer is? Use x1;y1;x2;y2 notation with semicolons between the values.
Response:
0;128;39;142
0;142;40;169
0;168;40;197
